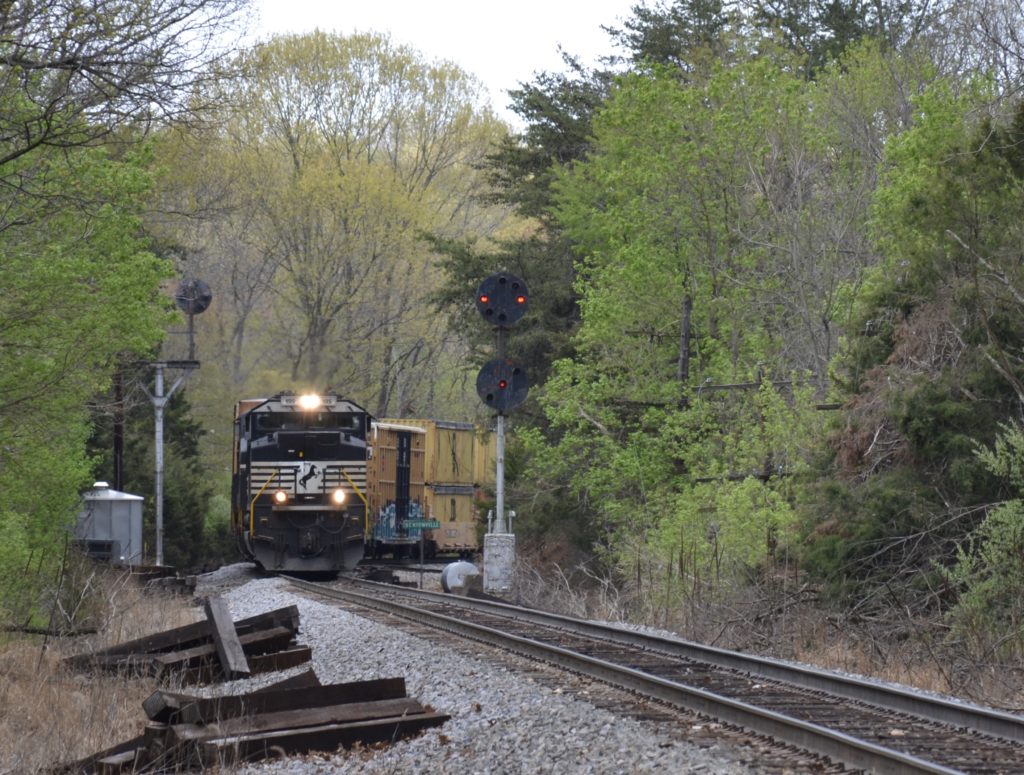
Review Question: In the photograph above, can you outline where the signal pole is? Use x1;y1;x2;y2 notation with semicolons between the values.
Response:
474;272;529;594
495;413;507;532
144;279;211;567
148;362;187;567
493;326;510;533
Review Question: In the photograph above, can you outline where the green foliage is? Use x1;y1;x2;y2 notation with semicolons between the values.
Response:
0;0;243;616
604;0;733;75
0;139;172;623
805;83;1024;616
747;0;941;75
489;63;611;218
520;35;936;599
894;376;997;485
515;52;837;594
799;468;940;599
945;424;1024;658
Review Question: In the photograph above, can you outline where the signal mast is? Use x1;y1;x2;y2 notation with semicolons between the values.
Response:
145;278;211;567
474;272;529;593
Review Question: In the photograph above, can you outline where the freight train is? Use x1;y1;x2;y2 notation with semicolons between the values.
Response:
232;391;494;574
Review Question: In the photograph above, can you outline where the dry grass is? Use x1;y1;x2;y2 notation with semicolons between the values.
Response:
0;568;200;774
791;627;1024;709
513;558;1024;712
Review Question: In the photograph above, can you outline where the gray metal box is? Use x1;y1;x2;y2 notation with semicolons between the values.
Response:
75;482;144;566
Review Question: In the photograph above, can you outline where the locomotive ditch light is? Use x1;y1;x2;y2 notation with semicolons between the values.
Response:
273;490;288;504
297;393;322;411
331;488;346;505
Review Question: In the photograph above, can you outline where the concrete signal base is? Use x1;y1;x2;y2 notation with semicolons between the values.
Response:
483;533;515;595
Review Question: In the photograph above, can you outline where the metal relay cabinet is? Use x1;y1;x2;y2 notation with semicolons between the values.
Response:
74;481;145;566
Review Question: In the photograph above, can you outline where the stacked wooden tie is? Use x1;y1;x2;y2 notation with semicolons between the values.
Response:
59;596;448;773
64;598;310;684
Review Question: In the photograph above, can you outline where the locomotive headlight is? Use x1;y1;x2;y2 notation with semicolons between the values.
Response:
331;488;346;505
297;393;322;411
273;490;288;504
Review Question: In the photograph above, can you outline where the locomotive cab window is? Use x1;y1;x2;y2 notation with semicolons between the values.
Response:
254;412;362;432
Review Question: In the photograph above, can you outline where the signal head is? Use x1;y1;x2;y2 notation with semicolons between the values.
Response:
475;272;529;327
476;358;529;413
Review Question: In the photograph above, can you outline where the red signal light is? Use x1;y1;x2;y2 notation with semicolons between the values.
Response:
476;357;529;412
476;273;529;327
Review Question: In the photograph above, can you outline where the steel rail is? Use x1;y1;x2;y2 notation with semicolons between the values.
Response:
340;577;1024;745
287;577;964;774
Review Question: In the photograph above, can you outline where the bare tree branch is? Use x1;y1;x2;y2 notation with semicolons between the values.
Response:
0;0;250;160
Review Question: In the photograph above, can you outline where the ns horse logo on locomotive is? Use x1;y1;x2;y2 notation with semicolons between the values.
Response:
231;392;370;574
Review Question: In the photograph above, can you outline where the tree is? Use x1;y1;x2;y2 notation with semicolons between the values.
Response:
603;0;734;75
528;53;829;605
0;0;238;623
0;0;248;165
748;0;951;73
151;31;514;419
0;143;173;624
801;84;1024;615
940;424;1024;658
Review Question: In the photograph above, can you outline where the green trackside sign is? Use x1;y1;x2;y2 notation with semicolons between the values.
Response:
404;519;441;530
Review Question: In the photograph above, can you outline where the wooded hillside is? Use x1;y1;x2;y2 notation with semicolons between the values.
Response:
3;0;1024;679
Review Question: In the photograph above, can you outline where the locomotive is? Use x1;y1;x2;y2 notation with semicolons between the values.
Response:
231;392;370;573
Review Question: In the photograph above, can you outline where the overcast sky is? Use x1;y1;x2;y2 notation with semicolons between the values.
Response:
250;0;640;126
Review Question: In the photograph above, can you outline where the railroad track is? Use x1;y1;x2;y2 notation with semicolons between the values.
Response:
355;558;448;575
284;576;1024;774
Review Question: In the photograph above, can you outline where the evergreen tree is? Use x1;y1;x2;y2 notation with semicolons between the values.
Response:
748;0;946;74
88;373;214;569
802;86;1024;614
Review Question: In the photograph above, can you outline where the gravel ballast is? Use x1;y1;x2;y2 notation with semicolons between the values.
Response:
195;567;765;775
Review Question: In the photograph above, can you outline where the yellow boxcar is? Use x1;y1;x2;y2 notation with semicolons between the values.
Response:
375;418;495;557
366;422;427;557
382;417;469;483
